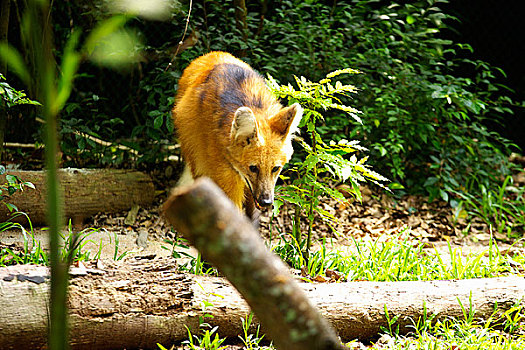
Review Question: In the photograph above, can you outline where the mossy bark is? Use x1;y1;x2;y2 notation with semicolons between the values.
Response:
233;0;248;57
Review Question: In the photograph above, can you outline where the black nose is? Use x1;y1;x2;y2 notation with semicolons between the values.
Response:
258;195;273;207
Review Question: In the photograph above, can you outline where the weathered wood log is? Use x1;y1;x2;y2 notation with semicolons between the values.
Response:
163;177;346;350
0;169;155;225
1;261;525;349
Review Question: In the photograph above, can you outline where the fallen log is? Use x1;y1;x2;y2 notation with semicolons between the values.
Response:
2;178;524;349
163;177;346;350
0;169;155;225
0;262;524;349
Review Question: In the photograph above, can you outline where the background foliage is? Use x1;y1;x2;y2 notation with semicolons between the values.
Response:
2;0;521;210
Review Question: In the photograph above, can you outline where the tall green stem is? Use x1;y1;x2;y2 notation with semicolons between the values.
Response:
0;0;10;162
293;204;301;245
306;129;318;261
28;2;68;348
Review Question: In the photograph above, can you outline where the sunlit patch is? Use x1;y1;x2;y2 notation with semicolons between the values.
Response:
108;0;174;20
88;29;142;69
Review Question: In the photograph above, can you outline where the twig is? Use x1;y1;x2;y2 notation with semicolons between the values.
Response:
33;117;180;161
4;142;42;149
165;0;193;72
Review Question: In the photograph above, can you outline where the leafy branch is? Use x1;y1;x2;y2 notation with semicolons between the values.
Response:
268;69;389;262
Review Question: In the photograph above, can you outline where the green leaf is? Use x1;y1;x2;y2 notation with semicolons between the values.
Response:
303;154;319;173
109;0;173;20
78;137;86;150
406;15;416;24
7;186;16;196
424;177;439;187
87;28;143;69
440;190;449;202
307;120;316;132
389;182;405;190
56;29;83;112
322;185;346;201
5;175;16;185
153;115;164;129
272;199;283;216
0;43;31;86
22;181;35;189
5;203;18;213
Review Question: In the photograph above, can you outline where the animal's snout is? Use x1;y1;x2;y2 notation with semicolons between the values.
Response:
257;193;273;207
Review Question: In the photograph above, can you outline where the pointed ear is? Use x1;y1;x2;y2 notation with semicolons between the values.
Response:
231;107;261;145
269;103;303;139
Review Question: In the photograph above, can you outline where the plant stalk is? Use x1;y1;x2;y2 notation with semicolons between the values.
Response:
0;0;10;162
293;204;301;246
306;129;318;261
28;2;68;349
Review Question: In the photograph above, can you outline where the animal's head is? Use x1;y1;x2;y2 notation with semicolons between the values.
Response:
227;103;303;209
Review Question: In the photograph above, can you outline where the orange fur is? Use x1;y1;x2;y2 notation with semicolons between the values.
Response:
172;52;303;217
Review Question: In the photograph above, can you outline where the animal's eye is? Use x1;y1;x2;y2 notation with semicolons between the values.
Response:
249;165;259;173
272;166;281;173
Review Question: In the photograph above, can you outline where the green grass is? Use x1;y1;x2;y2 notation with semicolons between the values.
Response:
160;230;525;349
162;236;219;276
1;213;47;266
271;230;524;282
453;175;525;238
0;215;129;267
239;313;273;350
179;324;227;350
368;302;525;350
5;211;524;349
158;304;525;350
267;230;525;349
60;223;129;263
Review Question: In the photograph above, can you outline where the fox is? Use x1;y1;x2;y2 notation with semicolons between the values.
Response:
172;51;303;223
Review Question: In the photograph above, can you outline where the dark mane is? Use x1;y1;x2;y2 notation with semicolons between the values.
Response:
199;63;270;128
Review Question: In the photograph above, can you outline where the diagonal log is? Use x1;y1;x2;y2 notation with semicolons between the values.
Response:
163;177;346;350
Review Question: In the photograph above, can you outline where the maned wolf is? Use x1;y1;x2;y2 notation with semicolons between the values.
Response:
172;51;303;223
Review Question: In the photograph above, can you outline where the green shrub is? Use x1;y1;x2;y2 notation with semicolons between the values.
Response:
6;1;520;221
268;70;388;258
341;1;516;199
246;0;518;200
0;165;35;212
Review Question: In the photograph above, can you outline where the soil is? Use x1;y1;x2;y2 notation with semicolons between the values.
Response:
1;182;520;269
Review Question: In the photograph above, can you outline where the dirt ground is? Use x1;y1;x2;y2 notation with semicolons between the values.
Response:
1;184;520;266
3;153;524;264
